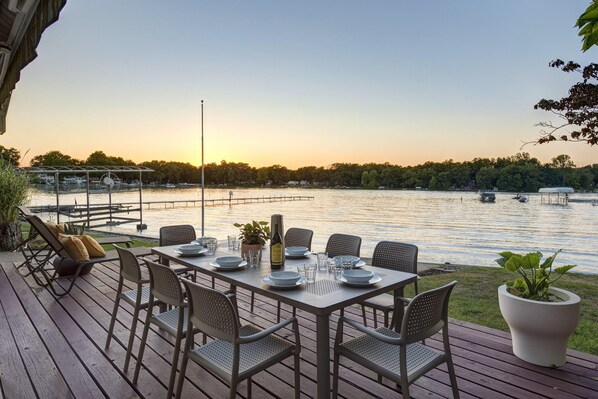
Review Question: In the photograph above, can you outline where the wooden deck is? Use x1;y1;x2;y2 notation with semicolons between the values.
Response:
1;259;597;399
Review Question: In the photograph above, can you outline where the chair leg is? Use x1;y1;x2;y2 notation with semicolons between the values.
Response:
105;281;124;349
373;309;378;329
123;303;142;372
133;305;153;384
211;276;214;288
250;291;255;312
175;352;190;399
292;306;296;318
332;353;340;398
446;357;460;399
383;310;389;328
361;304;368;327
247;377;252;399
229;378;238;399
167;331;184;398
277;301;281;323
294;353;301;399
400;382;410;399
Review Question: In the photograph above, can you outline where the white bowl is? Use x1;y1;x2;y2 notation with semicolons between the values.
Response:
334;255;361;266
215;256;243;267
269;271;301;285
177;244;202;253
286;246;309;255
342;269;374;283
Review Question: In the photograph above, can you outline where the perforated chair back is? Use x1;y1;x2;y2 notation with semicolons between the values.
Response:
325;233;362;258
25;215;70;258
182;279;239;342
284;227;313;250
145;260;185;307
372;241;418;274
160;225;197;246
115;246;143;283
401;281;457;344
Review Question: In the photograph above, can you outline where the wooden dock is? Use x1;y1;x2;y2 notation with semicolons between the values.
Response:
29;195;314;213
1;259;596;399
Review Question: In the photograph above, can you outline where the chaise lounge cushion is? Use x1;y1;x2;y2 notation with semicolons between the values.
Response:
77;235;106;258
45;221;66;238
58;234;90;262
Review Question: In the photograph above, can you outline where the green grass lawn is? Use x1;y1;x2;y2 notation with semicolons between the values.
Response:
403;266;598;355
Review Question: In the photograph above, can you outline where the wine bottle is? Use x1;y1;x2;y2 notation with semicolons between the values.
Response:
270;222;283;269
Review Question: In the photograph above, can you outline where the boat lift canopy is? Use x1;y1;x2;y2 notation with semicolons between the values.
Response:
539;187;574;205
19;165;154;229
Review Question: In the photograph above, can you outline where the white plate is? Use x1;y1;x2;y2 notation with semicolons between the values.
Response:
209;260;247;270
263;275;306;289
346;260;366;268
174;248;208;257
338;274;382;287
285;251;311;259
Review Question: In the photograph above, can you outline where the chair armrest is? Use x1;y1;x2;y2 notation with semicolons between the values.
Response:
339;317;403;345
395;296;411;304
238;317;297;344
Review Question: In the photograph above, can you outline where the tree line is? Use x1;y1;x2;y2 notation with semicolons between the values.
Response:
1;147;596;192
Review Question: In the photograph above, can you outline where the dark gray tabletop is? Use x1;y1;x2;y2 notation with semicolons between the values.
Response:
152;244;418;316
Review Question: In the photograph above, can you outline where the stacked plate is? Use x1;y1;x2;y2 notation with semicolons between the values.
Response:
285;246;310;258
175;244;208;257
333;255;365;268
264;271;305;288
211;256;245;269
339;269;381;287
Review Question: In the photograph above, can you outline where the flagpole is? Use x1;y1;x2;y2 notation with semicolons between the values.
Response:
201;100;205;237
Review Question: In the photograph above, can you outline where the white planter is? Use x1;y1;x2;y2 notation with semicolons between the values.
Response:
498;285;581;367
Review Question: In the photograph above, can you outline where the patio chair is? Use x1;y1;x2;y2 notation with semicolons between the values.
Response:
325;233;361;258
250;227;314;320
332;281;460;399
176;279;302;399
105;246;163;372
18;214;148;297
285;227;314;249
159;224;200;283
360;241;419;328
133;260;201;398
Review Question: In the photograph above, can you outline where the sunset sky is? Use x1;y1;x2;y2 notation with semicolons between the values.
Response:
2;1;597;168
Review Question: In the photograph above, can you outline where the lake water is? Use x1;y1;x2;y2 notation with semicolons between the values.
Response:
29;187;598;273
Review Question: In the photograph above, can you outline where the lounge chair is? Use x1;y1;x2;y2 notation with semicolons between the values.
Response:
19;213;149;297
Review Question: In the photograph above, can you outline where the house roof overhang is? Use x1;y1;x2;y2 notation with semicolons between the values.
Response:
0;0;67;134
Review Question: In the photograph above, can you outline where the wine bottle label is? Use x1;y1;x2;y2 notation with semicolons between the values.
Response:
271;243;283;266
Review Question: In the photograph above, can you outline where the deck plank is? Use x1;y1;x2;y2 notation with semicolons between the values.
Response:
0;265;73;399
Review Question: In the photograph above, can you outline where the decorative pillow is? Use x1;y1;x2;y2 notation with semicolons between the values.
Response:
58;234;90;262
45;221;66;238
76;235;106;258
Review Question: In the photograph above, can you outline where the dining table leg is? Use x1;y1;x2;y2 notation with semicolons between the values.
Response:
316;313;331;399
393;286;405;332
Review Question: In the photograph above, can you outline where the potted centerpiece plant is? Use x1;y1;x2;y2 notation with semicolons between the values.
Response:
496;250;580;367
233;220;270;257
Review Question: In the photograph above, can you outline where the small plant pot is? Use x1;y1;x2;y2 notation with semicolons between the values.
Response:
241;243;262;258
498;285;581;367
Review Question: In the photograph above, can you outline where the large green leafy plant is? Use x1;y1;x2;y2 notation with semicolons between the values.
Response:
233;220;270;245
496;250;576;302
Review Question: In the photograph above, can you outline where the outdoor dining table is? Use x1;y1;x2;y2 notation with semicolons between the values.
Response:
151;244;418;399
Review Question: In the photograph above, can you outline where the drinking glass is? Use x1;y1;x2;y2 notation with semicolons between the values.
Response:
248;249;261;267
304;263;317;283
317;252;328;272
232;239;241;251
327;259;337;274
340;256;354;270
334;266;344;280
206;240;217;256
227;235;237;249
